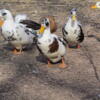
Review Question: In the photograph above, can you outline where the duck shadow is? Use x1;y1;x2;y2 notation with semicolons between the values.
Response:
3;43;36;52
87;35;100;42
36;53;62;65
36;54;48;64
3;44;14;51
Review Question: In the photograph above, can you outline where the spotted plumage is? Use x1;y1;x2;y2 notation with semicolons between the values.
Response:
0;9;39;53
62;8;84;47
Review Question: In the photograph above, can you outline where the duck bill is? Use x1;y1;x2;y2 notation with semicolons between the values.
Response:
91;5;97;9
72;15;76;21
0;18;4;27
38;26;45;34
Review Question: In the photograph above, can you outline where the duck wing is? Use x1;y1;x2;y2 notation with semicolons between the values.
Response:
20;20;41;30
78;25;84;43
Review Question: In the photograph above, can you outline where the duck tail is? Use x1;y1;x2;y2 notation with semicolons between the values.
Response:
15;14;28;23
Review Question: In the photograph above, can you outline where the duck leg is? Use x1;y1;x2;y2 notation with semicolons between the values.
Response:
59;57;66;68
77;45;81;48
47;60;52;67
12;48;22;55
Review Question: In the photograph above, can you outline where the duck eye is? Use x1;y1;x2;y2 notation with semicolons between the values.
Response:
2;12;7;16
71;12;72;14
41;19;44;23
44;18;47;22
45;22;49;27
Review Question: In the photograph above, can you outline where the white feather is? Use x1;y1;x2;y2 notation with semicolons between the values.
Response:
15;14;28;23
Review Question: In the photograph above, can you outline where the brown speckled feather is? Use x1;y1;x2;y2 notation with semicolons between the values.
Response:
49;38;59;53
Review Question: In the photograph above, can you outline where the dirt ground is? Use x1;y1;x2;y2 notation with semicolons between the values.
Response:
0;0;100;100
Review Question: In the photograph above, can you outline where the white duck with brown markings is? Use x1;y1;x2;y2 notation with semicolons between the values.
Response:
0;9;41;54
37;18;67;68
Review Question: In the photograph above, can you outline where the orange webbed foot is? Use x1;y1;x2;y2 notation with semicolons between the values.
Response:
59;58;67;68
47;60;52;67
12;49;22;55
77;45;81;48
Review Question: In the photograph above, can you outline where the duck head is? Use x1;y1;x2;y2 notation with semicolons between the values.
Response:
39;16;57;33
91;2;100;9
39;18;50;34
0;9;13;27
71;8;77;21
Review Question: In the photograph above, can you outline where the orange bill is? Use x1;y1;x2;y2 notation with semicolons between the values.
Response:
0;19;4;27
38;26;45;34
72;15;76;21
91;5;97;8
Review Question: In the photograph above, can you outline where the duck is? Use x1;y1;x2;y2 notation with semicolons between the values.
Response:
91;2;100;9
0;9;42;54
39;16;57;33
62;8;84;48
37;17;67;68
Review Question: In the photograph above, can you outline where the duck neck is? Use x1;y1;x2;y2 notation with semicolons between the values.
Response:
3;17;14;28
5;16;14;23
1;18;15;33
39;27;51;40
43;27;51;36
68;16;77;27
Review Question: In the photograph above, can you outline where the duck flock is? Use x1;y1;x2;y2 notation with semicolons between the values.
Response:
0;2;99;68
